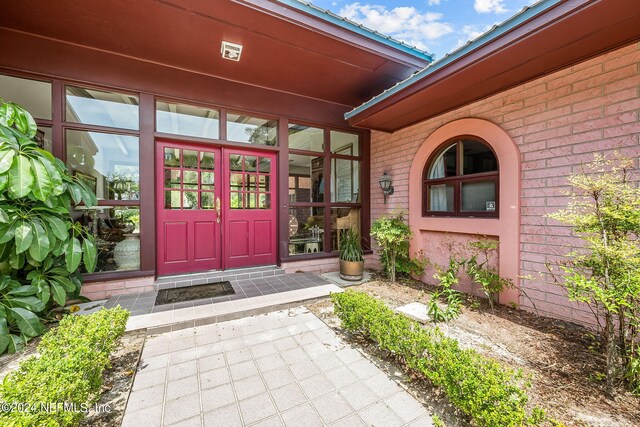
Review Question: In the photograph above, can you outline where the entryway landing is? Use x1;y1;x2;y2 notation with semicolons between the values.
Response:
154;265;285;290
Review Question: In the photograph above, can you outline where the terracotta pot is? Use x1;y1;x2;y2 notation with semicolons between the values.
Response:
339;260;364;281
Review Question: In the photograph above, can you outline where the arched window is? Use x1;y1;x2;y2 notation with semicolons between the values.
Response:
423;138;498;217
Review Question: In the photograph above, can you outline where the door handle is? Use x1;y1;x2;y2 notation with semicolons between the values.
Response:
215;196;221;223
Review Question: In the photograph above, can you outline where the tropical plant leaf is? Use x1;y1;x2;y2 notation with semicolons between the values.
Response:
0;243;11;262
82;238;97;273
30;158;53;202
11;104;38;139
28;222;50;262
0;102;15;127
68;182;83;205
14;221;33;254
8;285;38;296
0;317;9;354
76;180;98;207
11;296;46;312
8;334;25;353
0;174;7;191
47;216;69;241
65;237;82;273
53;275;75;293
8;249;25;270
0;222;16;244
8;155;34;198
0;149;15;174
0;207;8;223
51;282;66;306
9;307;43;337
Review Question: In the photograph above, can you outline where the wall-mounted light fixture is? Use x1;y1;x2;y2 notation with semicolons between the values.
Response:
378;171;394;204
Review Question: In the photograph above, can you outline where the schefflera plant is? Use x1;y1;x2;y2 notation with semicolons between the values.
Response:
0;99;97;354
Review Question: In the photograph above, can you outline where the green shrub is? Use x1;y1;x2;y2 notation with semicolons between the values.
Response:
0;307;129;426
429;257;463;322
332;291;540;427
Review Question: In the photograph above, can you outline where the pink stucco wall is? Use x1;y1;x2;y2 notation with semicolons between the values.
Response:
370;42;640;326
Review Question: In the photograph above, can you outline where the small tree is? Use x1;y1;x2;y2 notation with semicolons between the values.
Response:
371;211;424;282
548;153;640;391
0;100;97;354
464;239;513;312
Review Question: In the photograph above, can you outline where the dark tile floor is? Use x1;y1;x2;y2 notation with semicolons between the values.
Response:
104;272;332;316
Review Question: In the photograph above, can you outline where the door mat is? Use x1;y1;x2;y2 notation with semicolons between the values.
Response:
155;281;235;305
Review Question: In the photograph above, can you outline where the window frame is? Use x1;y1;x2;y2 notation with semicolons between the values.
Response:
422;137;499;218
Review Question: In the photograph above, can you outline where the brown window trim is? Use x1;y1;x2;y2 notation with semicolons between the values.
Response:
422;138;499;218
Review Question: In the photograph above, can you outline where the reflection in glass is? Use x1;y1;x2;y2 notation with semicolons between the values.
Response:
72;206;141;272
183;192;198;209
461;181;496;212
331;159;359;203
164;148;180;167
201;192;215;209
156;101;219;139
331;208;361;251
0;75;52;119
288;154;323;203
330;131;359;156
164;170;180;188
289;124;324;152
258;157;271;173
462;140;497;175
165;191;181;209
66;86;139;130
35;127;53;152
428;184;454;212
200;152;215;170
288;207;324;255
183;150;198;169
65;130;139;200
245;156;257;172
429;143;456;179
227;113;277;145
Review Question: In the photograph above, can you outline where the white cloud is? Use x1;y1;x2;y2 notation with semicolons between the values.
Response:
339;3;453;51
427;0;441;5
454;23;493;48
474;0;508;14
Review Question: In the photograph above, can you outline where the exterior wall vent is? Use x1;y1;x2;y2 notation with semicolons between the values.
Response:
221;41;243;61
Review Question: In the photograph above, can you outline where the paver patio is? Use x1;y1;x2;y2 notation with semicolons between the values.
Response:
123;307;434;427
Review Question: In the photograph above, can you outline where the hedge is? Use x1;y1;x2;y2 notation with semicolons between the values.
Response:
0;307;129;426
332;291;543;427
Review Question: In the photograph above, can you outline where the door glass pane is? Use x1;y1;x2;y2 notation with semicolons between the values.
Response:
246;175;257;191
200;152;215;170
65;130;139;200
244;156;257;172
259;194;271;209
330;131;359;156
183;192;198;209
164;170;181;188
165;191;181;209
461;181;496;212
230;154;243;171
462;140;497;175
331;208;361;251
246;193;257;209
66;86;139;130
156;101;219;139
227;113;277;146
201;192;215;209
259;175;270;192
230;173;243;191
201;172;214;189
288;154;323;203
258;157;271;173
164;148;180;167
331;159;360;203
183;150;198;169
289;124;324;152
183;170;198;185
428;184;454;212
288;207;324;255
230;192;243;209
0;75;52;119
429;143;456;179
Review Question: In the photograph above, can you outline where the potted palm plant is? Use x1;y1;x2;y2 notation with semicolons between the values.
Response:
339;228;364;281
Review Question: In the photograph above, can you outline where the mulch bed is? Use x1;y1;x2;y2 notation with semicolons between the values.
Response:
308;277;640;427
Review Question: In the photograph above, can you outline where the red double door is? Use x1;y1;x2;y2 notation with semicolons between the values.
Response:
156;142;277;276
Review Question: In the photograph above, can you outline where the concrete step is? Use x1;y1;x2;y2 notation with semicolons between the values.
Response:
154;265;285;290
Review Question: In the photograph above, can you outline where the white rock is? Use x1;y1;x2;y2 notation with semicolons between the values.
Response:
395;302;429;324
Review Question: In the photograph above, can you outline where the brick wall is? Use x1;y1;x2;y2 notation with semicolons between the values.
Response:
80;276;155;300
370;42;640;325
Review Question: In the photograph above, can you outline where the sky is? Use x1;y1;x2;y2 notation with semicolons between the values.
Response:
309;0;537;60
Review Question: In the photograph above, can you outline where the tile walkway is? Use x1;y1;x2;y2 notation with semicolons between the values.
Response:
122;307;434;427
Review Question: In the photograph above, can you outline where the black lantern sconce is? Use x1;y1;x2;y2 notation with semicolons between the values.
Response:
378;171;394;204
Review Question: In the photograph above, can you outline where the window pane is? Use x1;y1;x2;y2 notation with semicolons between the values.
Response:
65;130;139;200
289;124;323;152
330;131;359;156
35;127;53;152
288;207;324;255
227;113;277;145
461;181;496;212
0;75;52;119
462;140;497;175
428;143;456;179
428;183;454;212
288;154;324;203
331;159;360;203
73;206;140;272
66;86;139;130
331;207;360;251
156;101;219;139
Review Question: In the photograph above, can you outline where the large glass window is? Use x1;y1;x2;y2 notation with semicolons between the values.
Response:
156;101;220;139
65;130;139;201
66;86;139;130
288;154;324;203
331;159;360;203
0;75;52;119
227;113;277;146
288;207;324;255
289;124;323;152
423;138;498;217
330;130;359;156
